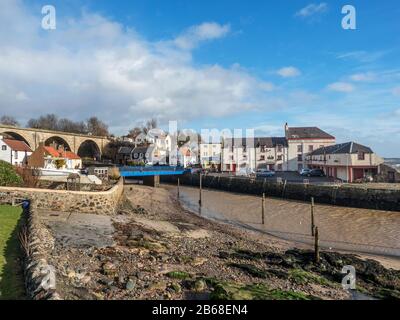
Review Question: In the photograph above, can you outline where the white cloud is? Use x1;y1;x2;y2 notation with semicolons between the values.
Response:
327;82;355;93
276;66;301;78
295;3;328;18
349;72;376;82
336;51;387;63
174;22;231;50
0;2;275;133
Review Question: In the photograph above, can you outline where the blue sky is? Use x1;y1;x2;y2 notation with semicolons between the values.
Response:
1;0;400;156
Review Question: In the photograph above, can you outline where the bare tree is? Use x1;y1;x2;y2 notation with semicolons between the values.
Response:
27;114;59;131
127;126;142;138
142;118;158;134
0;115;20;127
86;117;109;137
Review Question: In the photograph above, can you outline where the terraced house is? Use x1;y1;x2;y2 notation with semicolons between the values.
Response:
222;123;335;173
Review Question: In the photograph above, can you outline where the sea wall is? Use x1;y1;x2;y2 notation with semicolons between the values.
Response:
162;174;400;212
20;202;61;300
0;178;124;215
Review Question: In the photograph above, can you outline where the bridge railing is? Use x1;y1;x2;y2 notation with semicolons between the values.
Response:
118;166;187;172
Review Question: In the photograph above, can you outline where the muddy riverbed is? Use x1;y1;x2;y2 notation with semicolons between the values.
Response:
165;185;400;258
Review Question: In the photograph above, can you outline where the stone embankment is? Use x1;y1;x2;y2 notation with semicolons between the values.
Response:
162;174;400;212
20;202;61;300
0;178;124;215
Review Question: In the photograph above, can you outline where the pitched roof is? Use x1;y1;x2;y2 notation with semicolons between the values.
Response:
62;151;81;160
43;146;81;159
286;127;335;140
255;137;288;147
118;146;134;155
224;137;287;147
310;142;373;156
3;139;32;152
44;146;60;157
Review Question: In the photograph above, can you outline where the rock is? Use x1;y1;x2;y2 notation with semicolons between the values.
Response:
194;280;207;292
149;281;167;291
67;270;76;279
80;275;92;284
192;257;208;267
102;262;117;276
219;251;230;259
126;279;136;291
170;283;182;293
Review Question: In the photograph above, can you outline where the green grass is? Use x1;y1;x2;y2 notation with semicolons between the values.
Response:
0;205;25;300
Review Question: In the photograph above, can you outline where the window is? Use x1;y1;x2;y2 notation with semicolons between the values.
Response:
1;145;6;151
297;145;303;153
277;155;282;161
14;151;18;160
358;152;365;160
260;155;265;161
277;145;283;153
230;156;234;160
297;154;303;161
243;146;247;152
260;146;266;152
278;164;282;171
308;145;314;152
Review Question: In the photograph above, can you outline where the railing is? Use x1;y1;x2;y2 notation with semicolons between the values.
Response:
119;165;186;172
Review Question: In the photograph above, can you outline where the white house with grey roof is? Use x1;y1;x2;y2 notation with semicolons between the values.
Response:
305;141;384;182
285;123;336;171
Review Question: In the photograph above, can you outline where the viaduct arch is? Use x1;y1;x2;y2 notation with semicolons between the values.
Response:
0;125;110;159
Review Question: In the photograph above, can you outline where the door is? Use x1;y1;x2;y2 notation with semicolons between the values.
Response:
232;164;237;172
388;171;395;183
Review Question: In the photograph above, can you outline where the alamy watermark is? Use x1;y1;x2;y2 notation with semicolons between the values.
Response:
341;265;356;290
342;5;357;30
41;5;56;30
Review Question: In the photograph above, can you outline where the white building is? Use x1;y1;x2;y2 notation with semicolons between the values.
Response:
222;138;257;172
222;137;287;172
0;136;32;166
285;124;336;171
306;142;384;182
200;143;222;170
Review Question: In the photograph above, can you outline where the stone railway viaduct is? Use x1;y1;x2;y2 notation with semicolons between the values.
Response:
0;125;110;158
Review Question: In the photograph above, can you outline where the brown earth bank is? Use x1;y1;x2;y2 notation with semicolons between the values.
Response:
40;185;400;300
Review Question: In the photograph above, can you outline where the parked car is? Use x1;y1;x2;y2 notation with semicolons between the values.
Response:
237;167;255;177
308;169;326;177
299;168;312;176
188;164;203;174
256;169;275;178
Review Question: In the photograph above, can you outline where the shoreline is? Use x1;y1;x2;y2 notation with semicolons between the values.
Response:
164;183;400;267
38;185;400;300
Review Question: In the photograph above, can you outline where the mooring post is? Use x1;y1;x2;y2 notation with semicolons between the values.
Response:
311;197;315;236
199;173;202;207
177;177;180;199
262;193;265;225
314;226;320;264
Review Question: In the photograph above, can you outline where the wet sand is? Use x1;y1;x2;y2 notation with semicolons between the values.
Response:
165;185;400;259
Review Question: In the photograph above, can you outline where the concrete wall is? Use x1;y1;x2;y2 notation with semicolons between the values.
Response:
0;178;124;215
162;174;400;212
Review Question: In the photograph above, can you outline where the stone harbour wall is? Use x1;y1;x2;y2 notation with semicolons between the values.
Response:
21;203;61;300
0;178;124;215
162;174;400;212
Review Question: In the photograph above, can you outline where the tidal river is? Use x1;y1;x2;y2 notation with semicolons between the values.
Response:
164;185;400;258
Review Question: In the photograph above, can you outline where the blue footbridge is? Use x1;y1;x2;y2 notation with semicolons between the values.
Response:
119;166;189;186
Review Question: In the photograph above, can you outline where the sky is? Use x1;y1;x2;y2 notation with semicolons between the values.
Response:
0;0;399;157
